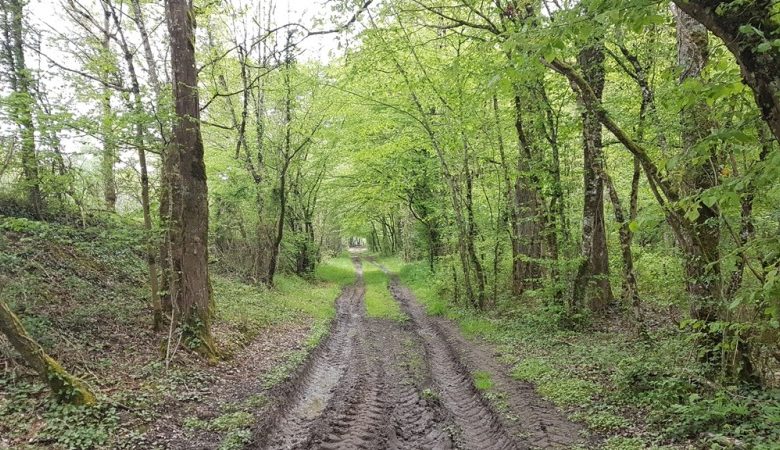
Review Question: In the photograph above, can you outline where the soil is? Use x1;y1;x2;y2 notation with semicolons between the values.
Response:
251;257;586;449
142;322;312;449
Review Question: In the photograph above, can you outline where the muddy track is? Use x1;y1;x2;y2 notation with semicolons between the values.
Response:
386;278;585;449
252;257;582;449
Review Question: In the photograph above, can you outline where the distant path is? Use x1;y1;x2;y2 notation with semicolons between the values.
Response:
252;256;584;449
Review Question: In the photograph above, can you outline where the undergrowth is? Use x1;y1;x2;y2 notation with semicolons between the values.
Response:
0;216;347;449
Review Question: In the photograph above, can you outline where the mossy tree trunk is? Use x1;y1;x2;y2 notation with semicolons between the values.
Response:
164;0;218;361
571;42;614;313
2;0;43;217
0;299;96;405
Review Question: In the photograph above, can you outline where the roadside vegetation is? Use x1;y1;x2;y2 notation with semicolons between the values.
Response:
391;258;780;449
363;262;406;322
0;216;344;448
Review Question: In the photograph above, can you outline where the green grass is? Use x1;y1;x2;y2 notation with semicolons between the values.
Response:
315;256;357;287
362;262;406;322
0;217;352;449
472;370;494;391
393;260;449;316
213;271;339;355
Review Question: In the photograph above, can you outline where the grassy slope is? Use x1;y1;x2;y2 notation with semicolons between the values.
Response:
385;257;780;450
0;216;349;449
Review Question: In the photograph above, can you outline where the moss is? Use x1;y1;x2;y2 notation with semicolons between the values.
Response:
180;315;220;364
43;357;96;406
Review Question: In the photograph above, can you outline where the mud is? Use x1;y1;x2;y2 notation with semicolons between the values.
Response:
252;256;586;449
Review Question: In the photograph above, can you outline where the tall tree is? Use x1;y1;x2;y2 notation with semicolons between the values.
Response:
674;6;723;369
98;5;117;211
1;0;42;216
571;41;614;312
165;0;217;360
105;0;163;331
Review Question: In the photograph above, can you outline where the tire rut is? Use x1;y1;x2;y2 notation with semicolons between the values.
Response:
253;259;365;449
254;256;576;449
383;275;524;450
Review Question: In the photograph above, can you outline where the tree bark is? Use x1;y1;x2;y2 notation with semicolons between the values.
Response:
0;297;95;405
571;43;613;312
672;0;780;143
165;0;217;361
511;91;545;295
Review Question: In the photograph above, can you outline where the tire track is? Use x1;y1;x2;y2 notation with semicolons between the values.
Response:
254;256;579;449
253;259;365;449
385;277;524;450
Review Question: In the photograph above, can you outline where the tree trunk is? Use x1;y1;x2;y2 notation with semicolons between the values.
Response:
672;0;780;143
130;0;160;97
512;92;544;295
164;0;217;361
604;170;643;331
540;86;566;301
572;43;613;312
675;7;722;326
131;0;170;314
5;0;42;217
265;47;294;286
0;298;95;405
100;9;116;212
464;153;486;309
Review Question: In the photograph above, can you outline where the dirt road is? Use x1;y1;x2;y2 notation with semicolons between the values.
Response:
252;257;583;449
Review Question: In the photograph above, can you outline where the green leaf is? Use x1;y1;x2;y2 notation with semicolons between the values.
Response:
757;42;772;53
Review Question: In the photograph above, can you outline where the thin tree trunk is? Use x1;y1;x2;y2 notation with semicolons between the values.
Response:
464;147;486;308
540;85;565;300
726;127;772;299
130;0;170;312
106;0;163;331
603;170;643;331
99;8;116;212
266;44;294;286
5;0;42;217
130;0;160;97
493;95;521;297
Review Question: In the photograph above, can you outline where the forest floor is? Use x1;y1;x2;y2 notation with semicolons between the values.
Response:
0;216;350;450
0;215;588;449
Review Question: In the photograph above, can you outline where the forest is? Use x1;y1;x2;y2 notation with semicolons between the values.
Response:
1;0;779;448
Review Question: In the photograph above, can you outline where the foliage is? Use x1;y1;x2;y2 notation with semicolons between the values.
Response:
39;402;119;450
1;0;780;447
